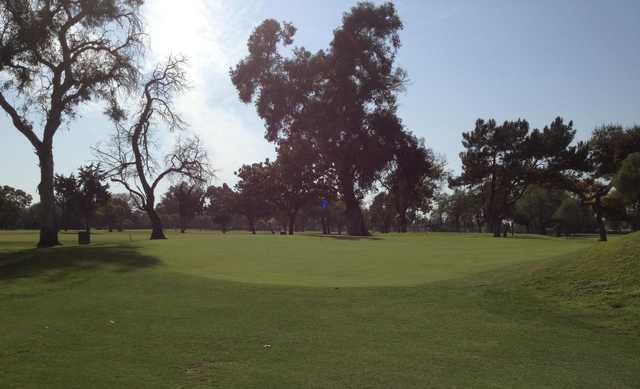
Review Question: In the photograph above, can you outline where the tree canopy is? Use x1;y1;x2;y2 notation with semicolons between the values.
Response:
231;2;409;236
0;0;144;247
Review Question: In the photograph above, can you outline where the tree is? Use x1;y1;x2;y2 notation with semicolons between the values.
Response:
99;194;131;232
159;182;205;233
615;152;640;204
453;117;576;237
266;137;331;234
514;185;566;234
430;190;482;233
96;57;212;240
560;125;640;241
231;2;407;236
54;173;79;231
206;184;236;233
614;153;640;230
0;0;144;247
369;192;395;233
76;164;110;232
234;162;273;234
382;132;445;232
453;119;532;237
552;197;595;236
18;202;42;229
0;185;32;229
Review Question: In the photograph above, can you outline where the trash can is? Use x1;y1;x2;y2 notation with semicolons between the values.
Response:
78;231;90;245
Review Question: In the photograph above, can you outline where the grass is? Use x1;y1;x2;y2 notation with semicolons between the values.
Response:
0;230;638;388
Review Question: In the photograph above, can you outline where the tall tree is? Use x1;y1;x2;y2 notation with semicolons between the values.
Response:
0;0;144;247
382;132;445;232
231;2;407;236
452;119;531;236
0;185;32;229
560;125;640;241
96;57;212;240
453;117;576;237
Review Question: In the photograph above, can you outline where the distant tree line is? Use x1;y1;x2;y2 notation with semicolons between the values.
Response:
422;122;640;240
2;122;638;240
1;1;638;245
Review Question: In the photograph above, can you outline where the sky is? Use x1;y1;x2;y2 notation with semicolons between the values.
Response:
2;0;640;198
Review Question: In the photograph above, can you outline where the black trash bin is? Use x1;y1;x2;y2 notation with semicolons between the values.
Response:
78;231;91;245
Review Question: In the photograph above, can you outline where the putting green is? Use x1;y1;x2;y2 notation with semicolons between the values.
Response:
136;232;593;287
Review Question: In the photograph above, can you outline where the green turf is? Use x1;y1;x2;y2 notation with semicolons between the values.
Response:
1;230;638;388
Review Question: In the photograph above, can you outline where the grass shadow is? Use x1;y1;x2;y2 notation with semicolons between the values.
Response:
0;243;160;282
305;233;383;241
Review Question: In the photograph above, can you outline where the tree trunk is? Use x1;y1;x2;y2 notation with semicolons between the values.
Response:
147;208;167;240
493;217;502;237
37;148;60;248
594;199;607;242
340;171;369;236
248;218;256;234
288;210;297;235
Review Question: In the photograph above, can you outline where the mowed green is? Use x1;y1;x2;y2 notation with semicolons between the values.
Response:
1;231;638;388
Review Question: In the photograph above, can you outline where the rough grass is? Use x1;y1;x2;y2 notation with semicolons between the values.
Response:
0;230;638;388
522;231;640;334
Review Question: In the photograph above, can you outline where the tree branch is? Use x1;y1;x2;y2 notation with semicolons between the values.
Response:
0;92;42;149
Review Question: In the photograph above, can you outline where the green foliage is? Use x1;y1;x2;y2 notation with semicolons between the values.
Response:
0;186;32;229
234;162;274;233
368;192;396;233
206;184;236;233
54;173;80;230
158;183;205;233
552;197;595;235
514;185;566;234
77;164;110;231
383;131;445;232
431;189;484;232
453;117;576;236
560;125;640;240
614;152;640;203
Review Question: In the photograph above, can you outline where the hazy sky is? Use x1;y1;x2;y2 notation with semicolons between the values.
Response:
2;0;639;197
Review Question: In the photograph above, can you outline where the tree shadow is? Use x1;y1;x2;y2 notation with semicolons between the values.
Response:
306;233;383;241
0;244;161;282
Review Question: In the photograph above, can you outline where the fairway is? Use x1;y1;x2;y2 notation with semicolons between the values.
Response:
1;231;639;388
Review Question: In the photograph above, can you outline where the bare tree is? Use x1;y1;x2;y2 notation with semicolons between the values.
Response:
96;57;212;240
0;0;144;247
